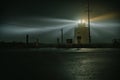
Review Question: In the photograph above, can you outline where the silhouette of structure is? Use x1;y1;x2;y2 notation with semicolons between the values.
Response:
61;28;63;44
57;38;60;45
26;34;29;45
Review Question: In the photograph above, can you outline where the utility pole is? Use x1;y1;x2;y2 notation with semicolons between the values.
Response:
26;34;29;45
61;28;63;44
88;0;91;44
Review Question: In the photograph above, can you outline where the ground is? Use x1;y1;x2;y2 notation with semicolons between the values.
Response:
1;48;120;80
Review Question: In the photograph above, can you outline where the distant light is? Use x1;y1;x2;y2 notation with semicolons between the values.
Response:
77;19;87;24
81;20;86;24
78;20;81;24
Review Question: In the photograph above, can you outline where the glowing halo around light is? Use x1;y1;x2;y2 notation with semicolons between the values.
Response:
78;20;81;24
77;19;87;24
81;20;85;24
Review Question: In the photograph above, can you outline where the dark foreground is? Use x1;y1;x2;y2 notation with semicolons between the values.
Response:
1;48;120;80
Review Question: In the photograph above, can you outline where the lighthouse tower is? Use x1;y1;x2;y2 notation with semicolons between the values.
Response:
74;20;89;44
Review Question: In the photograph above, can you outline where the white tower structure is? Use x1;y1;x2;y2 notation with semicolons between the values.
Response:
74;20;89;44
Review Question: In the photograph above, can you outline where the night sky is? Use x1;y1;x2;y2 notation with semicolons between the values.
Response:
1;0;120;43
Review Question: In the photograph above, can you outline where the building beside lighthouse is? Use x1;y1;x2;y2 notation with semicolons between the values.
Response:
74;20;89;44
